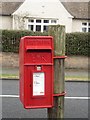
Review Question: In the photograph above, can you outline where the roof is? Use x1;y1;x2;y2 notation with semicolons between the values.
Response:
62;2;90;20
0;1;24;16
12;0;72;19
0;0;89;19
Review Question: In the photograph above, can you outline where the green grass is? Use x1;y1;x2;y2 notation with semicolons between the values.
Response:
0;74;19;79
65;76;88;81
0;74;89;81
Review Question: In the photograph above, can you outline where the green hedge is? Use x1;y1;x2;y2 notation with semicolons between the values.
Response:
1;30;89;56
1;30;47;53
66;32;89;56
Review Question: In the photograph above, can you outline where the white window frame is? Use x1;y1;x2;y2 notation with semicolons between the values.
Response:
82;22;90;32
27;18;58;32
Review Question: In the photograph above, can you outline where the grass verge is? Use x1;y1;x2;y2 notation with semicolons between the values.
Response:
0;74;89;81
0;74;19;79
65;76;88;81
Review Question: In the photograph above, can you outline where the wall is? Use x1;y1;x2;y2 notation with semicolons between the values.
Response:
1;52;88;69
58;17;72;33
1;16;89;33
0;16;12;30
72;19;89;32
13;16;73;33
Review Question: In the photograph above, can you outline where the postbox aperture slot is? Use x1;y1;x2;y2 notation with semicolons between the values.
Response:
26;49;51;52
26;46;52;51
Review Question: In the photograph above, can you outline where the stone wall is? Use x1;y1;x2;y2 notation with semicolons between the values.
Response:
0;52;88;69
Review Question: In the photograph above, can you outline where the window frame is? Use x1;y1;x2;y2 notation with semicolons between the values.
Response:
27;18;58;32
82;22;90;32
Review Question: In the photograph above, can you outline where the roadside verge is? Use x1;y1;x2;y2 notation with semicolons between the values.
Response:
0;67;88;81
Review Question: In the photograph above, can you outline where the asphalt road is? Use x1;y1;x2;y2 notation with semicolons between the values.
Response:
1;80;89;119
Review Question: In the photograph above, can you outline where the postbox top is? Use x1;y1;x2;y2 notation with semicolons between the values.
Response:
21;36;53;40
20;36;53;50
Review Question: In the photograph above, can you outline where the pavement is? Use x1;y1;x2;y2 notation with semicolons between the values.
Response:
0;67;89;81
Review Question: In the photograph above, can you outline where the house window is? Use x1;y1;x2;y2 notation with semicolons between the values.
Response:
28;18;58;32
82;28;87;32
36;20;41;23
44;20;49;23
82;23;87;26
88;28;90;32
43;25;48;32
51;20;57;23
36;25;41;31
28;19;34;23
82;22;90;32
28;25;33;31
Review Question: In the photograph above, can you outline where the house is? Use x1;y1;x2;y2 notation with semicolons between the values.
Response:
62;2;90;32
0;0;90;33
0;1;23;30
12;0;73;33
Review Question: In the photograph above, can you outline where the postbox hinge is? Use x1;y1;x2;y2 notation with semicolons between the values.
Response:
53;92;66;97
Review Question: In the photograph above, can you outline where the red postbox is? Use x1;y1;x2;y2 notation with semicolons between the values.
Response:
19;36;54;108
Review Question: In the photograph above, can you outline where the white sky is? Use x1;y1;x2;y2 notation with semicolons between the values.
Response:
0;0;89;2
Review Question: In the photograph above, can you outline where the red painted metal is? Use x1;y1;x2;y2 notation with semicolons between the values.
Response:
53;56;67;59
19;36;54;109
53;92;66;97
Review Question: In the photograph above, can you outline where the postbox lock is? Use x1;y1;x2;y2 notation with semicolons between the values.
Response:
36;66;42;71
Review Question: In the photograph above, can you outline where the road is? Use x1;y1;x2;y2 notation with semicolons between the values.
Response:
1;80;89;118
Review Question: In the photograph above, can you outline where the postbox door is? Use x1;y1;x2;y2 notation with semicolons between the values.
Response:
24;65;53;108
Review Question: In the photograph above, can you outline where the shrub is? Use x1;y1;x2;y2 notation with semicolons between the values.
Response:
1;30;89;56
66;32;89;56
1;30;47;53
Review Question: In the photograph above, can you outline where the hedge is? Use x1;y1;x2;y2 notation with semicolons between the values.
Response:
1;30;89;56
66;32;89;56
1;30;47;53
